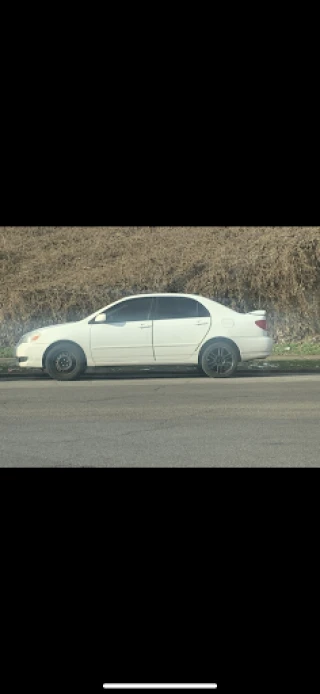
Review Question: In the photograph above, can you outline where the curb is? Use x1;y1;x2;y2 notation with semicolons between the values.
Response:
1;365;320;379
1;357;320;379
2;355;320;365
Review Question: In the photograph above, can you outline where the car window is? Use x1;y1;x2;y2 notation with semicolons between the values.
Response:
104;298;153;323
154;297;210;320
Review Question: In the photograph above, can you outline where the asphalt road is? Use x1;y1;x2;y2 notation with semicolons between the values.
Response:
1;372;320;467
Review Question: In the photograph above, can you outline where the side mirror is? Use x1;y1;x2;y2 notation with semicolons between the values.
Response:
95;314;107;324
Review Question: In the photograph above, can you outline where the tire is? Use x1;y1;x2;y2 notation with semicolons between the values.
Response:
45;342;86;381
201;341;239;379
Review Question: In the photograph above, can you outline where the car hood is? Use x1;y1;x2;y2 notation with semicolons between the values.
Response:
43;321;80;331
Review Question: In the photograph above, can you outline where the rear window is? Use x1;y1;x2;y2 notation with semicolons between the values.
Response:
154;297;210;320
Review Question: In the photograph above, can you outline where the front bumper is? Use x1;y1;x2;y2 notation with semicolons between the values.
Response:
15;342;46;368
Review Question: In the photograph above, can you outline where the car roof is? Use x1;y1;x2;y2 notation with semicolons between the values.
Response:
84;293;231;321
114;293;224;306
119;292;212;301
124;293;227;306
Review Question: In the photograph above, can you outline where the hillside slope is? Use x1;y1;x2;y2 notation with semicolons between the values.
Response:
0;226;319;345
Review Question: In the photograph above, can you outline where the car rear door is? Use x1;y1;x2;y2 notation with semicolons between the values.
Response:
90;297;155;365
152;297;211;362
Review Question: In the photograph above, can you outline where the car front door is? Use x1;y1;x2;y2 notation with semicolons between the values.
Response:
90;297;155;365
152;297;211;362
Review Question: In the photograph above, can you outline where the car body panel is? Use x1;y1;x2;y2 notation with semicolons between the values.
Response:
151;295;212;361
16;322;93;368
152;317;212;361
90;321;155;365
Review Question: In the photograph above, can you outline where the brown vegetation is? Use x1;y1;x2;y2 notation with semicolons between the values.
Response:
0;226;319;345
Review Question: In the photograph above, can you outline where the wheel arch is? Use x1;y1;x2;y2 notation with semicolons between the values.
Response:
42;340;87;368
198;337;241;366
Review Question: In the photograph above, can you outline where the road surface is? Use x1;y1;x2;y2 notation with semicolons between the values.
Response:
0;372;319;467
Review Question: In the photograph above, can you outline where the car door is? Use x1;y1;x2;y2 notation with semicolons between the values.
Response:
152;297;211;362
90;297;155;365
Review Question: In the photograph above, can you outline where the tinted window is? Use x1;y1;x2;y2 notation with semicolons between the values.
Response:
104;298;153;323
154;297;210;320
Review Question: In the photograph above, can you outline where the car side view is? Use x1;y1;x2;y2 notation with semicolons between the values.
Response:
15;293;274;381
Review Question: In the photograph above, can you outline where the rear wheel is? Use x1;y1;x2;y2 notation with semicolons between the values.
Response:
201;341;239;379
45;342;86;381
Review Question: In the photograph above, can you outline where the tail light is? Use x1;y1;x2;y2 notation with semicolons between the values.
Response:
255;319;267;331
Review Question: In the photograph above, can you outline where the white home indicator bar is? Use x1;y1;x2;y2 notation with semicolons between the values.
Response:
103;686;217;690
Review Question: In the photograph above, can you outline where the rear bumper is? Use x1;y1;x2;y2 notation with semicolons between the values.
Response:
239;337;274;362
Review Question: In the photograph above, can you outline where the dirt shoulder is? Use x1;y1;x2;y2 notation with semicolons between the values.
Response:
266;355;320;361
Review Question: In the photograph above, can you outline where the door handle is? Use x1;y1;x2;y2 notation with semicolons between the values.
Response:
196;321;209;326
140;325;152;329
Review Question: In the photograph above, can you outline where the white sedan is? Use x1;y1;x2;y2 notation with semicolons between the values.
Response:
15;293;274;381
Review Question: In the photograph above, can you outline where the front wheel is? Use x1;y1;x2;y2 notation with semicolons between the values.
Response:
45;342;86;381
201;341;239;379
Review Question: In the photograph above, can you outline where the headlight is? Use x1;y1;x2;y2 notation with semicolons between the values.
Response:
16;332;42;347
16;334;31;347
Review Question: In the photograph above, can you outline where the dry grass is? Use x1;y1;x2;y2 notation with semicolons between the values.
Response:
0;226;320;346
